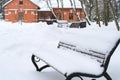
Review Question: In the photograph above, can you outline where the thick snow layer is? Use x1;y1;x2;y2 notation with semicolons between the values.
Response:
31;0;81;11
34;23;119;76
50;0;82;8
36;47;104;75
0;21;120;80
31;0;51;11
61;29;120;54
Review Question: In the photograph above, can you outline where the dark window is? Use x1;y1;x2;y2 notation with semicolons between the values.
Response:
69;13;73;20
40;12;44;19
19;1;23;5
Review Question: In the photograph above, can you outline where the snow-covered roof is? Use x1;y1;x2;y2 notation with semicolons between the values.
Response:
50;0;82;8
3;0;40;8
31;0;50;11
3;0;82;11
31;0;82;11
30;0;49;11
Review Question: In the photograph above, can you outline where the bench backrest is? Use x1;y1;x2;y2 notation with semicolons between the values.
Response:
103;38;120;70
58;38;120;68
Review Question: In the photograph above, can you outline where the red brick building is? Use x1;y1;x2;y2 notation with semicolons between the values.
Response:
53;8;84;22
3;0;85;23
4;0;40;23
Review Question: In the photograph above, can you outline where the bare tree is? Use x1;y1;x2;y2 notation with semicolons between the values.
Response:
88;0;94;21
56;0;60;8
80;0;119;30
79;0;91;25
45;0;57;20
73;0;76;9
60;0;64;20
69;0;81;21
95;0;101;27
108;0;119;31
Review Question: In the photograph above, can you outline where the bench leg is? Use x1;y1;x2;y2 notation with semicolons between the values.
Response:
66;73;83;80
31;54;50;72
104;72;112;80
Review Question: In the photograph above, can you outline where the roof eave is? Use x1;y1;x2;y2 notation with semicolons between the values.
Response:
2;0;12;8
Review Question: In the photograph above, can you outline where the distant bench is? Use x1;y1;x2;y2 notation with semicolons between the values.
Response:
31;32;120;80
69;21;86;28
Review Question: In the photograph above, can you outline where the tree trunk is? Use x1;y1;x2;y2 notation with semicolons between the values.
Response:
79;0;91;25
46;0;57;20
103;0;108;26
57;0;60;8
95;0;101;27
89;0;94;21
70;0;80;21
108;0;120;31
59;0;64;20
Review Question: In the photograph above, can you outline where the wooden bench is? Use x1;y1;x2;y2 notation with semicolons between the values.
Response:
31;32;120;80
69;21;86;28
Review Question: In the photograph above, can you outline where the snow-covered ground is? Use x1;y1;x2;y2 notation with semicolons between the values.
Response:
0;21;120;80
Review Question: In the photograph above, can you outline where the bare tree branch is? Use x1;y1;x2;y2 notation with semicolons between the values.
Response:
108;0;120;31
79;0;91;25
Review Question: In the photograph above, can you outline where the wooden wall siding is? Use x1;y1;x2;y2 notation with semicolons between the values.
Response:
53;8;85;22
4;0;39;23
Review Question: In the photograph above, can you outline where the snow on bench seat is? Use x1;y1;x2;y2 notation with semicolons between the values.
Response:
34;29;120;77
36;47;104;76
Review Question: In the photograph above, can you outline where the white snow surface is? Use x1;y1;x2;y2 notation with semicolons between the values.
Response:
0;21;120;80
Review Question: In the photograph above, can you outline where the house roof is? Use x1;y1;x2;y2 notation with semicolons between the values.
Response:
3;0;40;9
31;0;50;11
51;0;82;8
31;0;82;11
3;0;82;11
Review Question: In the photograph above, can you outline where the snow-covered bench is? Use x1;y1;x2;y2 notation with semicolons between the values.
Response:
31;31;120;80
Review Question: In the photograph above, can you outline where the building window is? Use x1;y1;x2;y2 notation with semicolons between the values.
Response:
19;1;23;5
69;13;73;20
39;12;44;19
